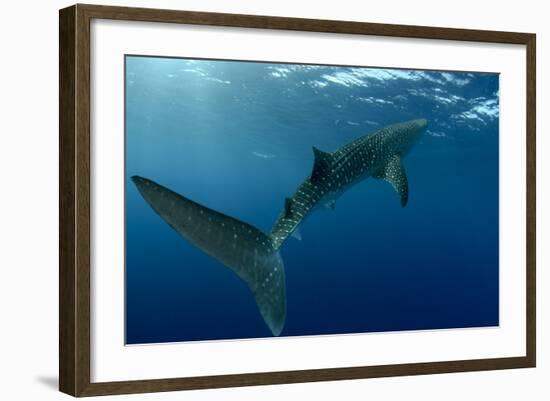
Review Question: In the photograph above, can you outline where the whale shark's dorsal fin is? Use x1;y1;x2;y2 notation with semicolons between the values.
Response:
284;197;293;218
310;146;334;184
374;155;409;207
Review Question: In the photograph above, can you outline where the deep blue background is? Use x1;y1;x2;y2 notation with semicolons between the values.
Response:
125;56;499;344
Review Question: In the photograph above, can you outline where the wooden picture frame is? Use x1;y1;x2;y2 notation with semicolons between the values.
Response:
59;3;536;397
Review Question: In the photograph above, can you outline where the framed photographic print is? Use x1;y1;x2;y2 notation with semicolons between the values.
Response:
59;4;536;397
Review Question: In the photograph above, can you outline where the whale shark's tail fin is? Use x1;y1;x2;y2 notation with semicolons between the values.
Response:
132;176;286;336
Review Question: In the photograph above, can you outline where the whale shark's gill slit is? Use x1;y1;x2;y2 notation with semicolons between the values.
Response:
131;175;286;336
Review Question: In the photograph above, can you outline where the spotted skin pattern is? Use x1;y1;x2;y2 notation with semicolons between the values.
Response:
132;176;286;336
132;119;426;336
270;119;427;249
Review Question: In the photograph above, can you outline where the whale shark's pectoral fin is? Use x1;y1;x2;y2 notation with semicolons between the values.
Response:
374;155;409;207
310;146;334;185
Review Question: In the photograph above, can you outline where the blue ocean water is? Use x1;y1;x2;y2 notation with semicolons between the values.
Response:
125;56;499;344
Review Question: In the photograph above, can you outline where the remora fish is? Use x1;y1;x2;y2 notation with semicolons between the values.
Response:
132;118;427;336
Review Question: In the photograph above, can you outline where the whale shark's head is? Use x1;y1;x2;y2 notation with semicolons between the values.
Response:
396;118;427;155
408;118;428;138
412;118;428;130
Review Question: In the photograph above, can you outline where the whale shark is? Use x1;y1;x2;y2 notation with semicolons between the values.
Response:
132;175;287;336
131;118;427;336
270;118;427;248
